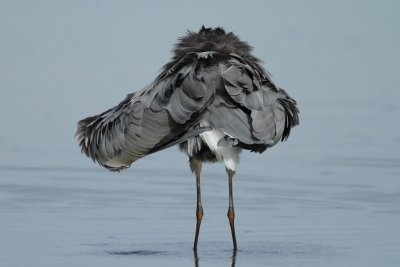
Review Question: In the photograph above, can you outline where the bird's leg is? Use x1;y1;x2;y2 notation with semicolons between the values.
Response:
190;159;203;250
227;168;238;250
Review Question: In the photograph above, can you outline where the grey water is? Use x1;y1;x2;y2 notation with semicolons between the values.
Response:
1;1;400;266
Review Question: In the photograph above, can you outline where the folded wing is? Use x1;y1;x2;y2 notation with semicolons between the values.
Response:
206;56;299;152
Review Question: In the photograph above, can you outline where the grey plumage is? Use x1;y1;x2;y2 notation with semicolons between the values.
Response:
75;26;299;171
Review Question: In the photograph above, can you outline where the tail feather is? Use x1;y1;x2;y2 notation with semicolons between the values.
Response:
278;88;299;141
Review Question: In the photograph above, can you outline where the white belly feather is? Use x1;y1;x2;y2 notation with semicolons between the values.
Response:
200;128;241;171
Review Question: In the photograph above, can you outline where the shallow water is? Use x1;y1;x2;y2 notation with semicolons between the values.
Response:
1;151;399;266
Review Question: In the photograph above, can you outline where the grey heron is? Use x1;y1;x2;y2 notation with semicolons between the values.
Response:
75;26;299;250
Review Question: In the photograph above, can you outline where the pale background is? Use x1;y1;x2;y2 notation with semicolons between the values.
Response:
1;1;399;266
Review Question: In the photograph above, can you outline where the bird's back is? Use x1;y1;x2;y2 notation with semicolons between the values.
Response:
75;27;299;171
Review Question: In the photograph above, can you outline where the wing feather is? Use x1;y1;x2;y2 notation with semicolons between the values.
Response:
76;54;298;170
75;64;215;170
214;59;299;149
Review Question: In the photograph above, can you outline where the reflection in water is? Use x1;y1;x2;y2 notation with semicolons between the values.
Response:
231;250;237;267
105;240;350;267
194;249;237;267
193;249;199;267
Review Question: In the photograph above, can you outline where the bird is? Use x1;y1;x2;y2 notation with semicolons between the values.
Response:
75;26;299;250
